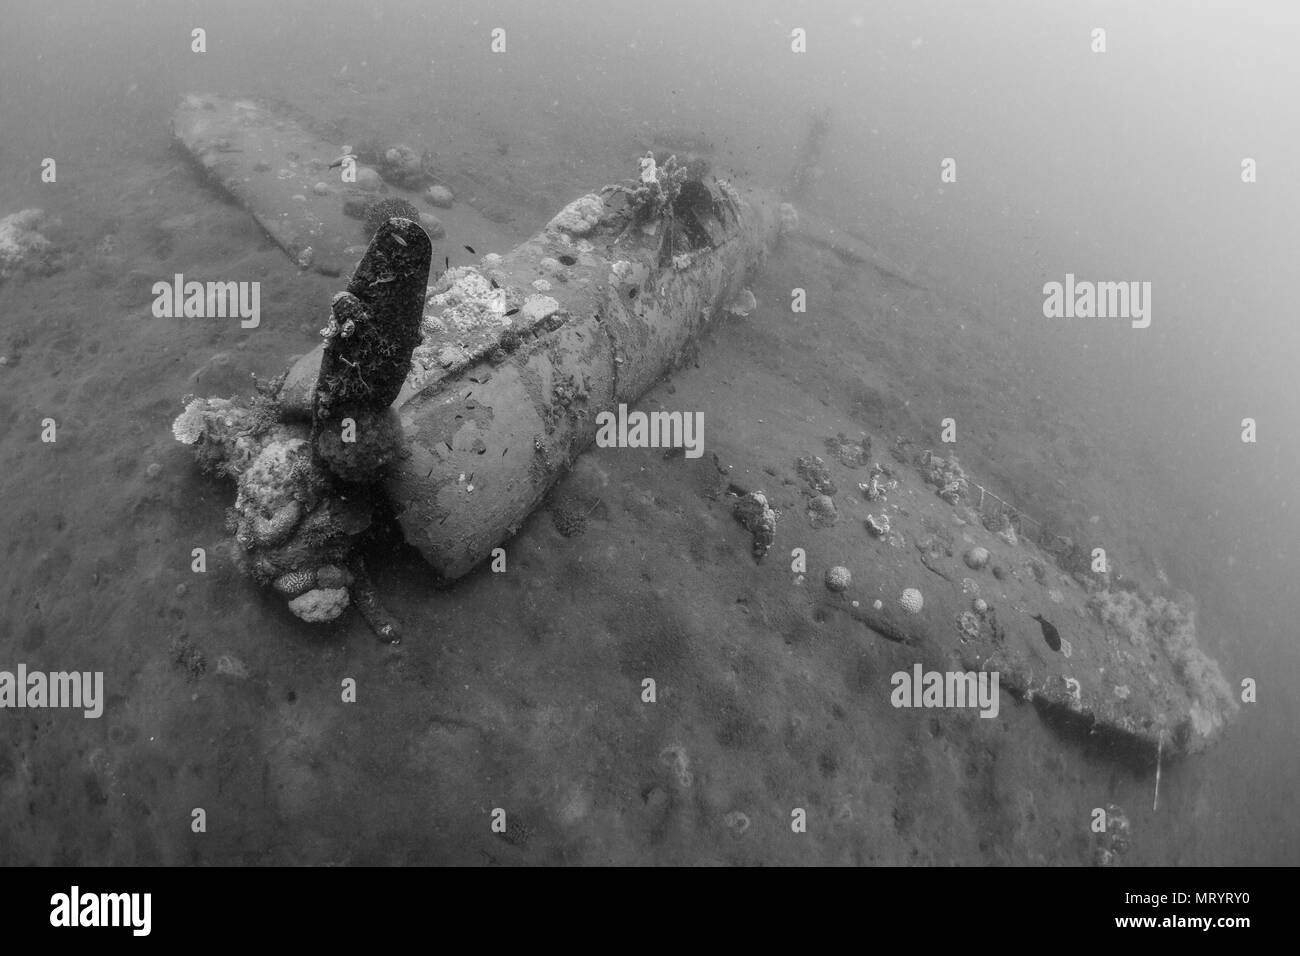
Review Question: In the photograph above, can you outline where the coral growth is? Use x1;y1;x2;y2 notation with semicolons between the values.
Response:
272;569;316;597
0;208;63;281
1090;588;1150;648
176;389;372;621
600;153;738;265
175;398;263;478
172;398;212;445
860;468;894;503
240;382;286;439
236;438;310;518
806;494;838;529
825;566;851;593
605;153;688;228
825;432;871;469
288;587;350;623
545;194;605;237
1089;587;1239;747
733;491;778;560
795;455;836;496
421;267;516;335
172;216;428;640
917;450;968;505
253;500;303;548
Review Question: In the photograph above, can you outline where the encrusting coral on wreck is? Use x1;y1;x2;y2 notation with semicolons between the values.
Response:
1088;586;1239;749
272;568;317;597
288;587;350;623
175;391;371;609
824;565;851;593
172;215;432;640
599;152;739;267
865;513;890;538
795;454;837;496
806;493;838;529
546;194;606;238
825;431;871;469
917;449;969;505
733;491;778;560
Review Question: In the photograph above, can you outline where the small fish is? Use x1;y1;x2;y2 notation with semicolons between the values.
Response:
445;256;450;271
504;308;520;317
328;153;357;169
489;278;499;289
463;245;476;254
1031;613;1062;652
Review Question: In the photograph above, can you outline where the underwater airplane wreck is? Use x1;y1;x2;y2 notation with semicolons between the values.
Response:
171;93;1239;770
